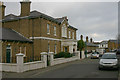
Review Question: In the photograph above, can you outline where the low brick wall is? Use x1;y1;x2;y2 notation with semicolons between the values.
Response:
50;56;79;66
0;63;17;72
49;51;80;66
0;52;47;73
23;61;46;72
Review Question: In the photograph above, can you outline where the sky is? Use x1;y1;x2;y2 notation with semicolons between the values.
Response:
2;0;118;42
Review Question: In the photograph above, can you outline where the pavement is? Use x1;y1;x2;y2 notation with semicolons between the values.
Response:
2;57;118;79
117;55;120;80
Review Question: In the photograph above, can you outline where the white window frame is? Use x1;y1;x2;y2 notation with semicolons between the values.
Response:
72;32;74;39
54;26;57;36
23;46;26;57
54;44;57;54
62;24;67;38
47;24;50;34
20;47;22;53
48;42;50;53
69;30;71;38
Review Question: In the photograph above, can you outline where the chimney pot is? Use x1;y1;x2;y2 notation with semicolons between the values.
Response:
0;1;6;19
80;35;83;40
86;36;89;42
20;0;31;17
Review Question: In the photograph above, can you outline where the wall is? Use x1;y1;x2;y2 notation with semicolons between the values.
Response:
2;41;32;63
49;51;80;66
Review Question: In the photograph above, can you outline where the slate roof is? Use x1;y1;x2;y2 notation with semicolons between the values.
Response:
109;40;118;43
2;10;78;30
101;41;108;44
86;42;99;47
0;27;33;43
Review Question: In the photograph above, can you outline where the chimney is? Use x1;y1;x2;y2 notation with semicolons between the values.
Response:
90;38;93;43
86;36;89;42
80;35;83;40
20;0;31;17
0;2;6;19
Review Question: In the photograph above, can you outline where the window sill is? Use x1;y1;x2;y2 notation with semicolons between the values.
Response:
47;33;50;35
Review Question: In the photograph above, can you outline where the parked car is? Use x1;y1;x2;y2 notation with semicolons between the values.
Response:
99;52;118;70
116;49;120;55
91;52;99;59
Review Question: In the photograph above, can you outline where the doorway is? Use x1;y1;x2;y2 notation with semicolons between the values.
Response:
6;45;11;63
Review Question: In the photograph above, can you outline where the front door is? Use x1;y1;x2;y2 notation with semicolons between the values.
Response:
65;47;68;52
6;45;11;63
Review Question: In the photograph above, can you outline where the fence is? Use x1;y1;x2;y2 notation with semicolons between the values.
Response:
0;52;47;73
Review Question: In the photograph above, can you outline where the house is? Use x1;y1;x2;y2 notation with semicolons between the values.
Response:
85;36;99;52
0;0;78;62
99;41;108;52
0;27;33;63
80;35;99;52
108;40;119;51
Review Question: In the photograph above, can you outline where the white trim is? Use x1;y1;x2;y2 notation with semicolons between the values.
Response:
30;37;60;41
29;37;78;42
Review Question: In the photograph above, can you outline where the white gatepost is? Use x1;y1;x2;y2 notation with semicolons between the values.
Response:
75;51;80;59
40;52;47;67
81;51;85;59
16;53;24;73
48;52;54;66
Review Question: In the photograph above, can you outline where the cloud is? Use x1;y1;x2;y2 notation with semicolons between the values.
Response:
4;2;118;41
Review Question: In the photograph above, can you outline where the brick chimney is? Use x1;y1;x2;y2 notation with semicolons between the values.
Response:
0;2;6;19
80;35;83;40
86;36;89;42
20;0;31;17
90;38;93;43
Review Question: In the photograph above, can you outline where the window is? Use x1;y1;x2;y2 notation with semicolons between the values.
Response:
54;26;56;36
72;32;74;39
69;30;71;38
24;46;26;57
47;24;50;34
62;24;67;37
20;47;22;53
54;44;57;54
48;44;50;53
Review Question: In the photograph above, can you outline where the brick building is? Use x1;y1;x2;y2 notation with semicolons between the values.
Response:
0;1;78;62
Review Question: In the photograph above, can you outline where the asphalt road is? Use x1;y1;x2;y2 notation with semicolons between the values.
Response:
2;57;119;78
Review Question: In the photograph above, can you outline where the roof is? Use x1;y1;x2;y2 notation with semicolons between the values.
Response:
2;10;78;30
109;40;118;43
0;27;33;43
101;41;108;44
86;42;99;47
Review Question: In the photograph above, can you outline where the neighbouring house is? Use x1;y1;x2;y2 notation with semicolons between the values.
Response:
80;35;99;52
108;40;119;51
99;41;108;52
0;27;33;63
0;0;78;62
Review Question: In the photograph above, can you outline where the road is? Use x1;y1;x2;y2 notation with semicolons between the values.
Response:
2;57;119;79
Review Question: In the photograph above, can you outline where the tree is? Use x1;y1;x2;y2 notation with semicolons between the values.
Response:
77;40;86;58
77;40;85;51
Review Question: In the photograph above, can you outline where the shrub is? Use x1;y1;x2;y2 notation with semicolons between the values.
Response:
54;52;73;58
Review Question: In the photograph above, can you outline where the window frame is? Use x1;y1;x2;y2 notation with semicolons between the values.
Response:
47;24;50;34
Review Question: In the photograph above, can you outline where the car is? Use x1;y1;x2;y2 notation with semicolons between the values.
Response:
91;52;99;59
99;52;118;70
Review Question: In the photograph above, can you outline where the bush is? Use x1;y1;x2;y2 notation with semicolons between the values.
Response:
54;52;73;58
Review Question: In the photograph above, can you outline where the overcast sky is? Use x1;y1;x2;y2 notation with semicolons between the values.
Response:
3;1;118;42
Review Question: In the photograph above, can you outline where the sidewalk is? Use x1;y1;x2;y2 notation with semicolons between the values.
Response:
117;55;120;80
2;59;84;78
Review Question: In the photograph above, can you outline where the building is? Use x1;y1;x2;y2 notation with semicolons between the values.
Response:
0;1;78;62
95;41;108;54
80;35;99;52
108;40;118;51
